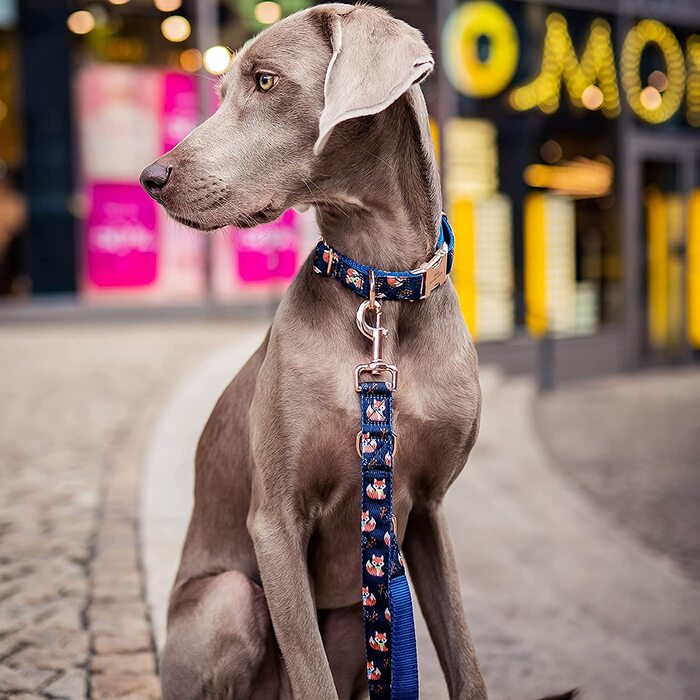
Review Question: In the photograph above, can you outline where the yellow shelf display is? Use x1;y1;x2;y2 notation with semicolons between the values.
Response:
444;118;514;342
525;193;577;337
687;191;700;348
646;189;685;351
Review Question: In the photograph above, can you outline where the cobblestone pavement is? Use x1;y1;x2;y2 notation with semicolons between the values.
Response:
0;322;252;699
536;367;700;582
3;321;699;700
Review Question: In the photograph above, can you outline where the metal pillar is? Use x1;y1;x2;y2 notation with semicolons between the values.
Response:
19;0;76;294
615;15;644;370
435;0;458;196
195;0;219;300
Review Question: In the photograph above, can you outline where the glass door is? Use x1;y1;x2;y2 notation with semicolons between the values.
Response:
640;151;700;361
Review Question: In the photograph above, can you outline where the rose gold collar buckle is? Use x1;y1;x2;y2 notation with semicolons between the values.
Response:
412;243;449;299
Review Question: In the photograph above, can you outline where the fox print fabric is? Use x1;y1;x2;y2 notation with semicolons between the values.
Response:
312;213;455;303
359;380;406;698
312;247;425;301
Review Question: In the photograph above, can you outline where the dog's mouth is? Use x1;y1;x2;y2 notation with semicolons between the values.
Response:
169;212;210;230
168;204;280;232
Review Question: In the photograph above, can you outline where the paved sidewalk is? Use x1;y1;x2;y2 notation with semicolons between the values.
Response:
2;322;699;699
0;322;260;699
537;367;700;583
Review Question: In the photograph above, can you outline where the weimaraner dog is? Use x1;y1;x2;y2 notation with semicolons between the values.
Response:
140;4;570;699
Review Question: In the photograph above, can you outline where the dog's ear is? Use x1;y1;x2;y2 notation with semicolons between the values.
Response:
313;6;434;155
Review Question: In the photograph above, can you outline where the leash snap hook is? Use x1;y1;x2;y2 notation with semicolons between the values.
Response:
356;299;383;341
356;300;388;361
354;299;399;392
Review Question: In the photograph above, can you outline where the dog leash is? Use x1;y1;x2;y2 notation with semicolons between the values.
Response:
314;214;455;699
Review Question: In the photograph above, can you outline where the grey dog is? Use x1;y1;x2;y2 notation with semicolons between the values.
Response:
140;4;489;698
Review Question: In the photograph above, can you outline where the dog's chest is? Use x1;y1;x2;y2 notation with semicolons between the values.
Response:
304;382;477;608
300;340;479;503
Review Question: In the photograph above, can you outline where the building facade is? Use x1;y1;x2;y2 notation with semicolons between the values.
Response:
1;0;698;382
431;0;700;379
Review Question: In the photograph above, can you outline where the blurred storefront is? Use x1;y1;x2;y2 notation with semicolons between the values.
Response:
431;0;700;379
0;0;319;308
0;0;698;381
0;0;26;296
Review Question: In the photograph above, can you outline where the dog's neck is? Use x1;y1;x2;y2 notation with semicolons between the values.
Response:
309;87;442;271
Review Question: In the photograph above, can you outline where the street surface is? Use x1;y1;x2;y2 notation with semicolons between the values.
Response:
1;321;699;699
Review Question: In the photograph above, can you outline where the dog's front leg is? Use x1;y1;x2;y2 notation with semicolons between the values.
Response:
251;511;339;700
403;503;487;700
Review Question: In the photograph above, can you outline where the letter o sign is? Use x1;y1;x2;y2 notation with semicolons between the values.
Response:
442;1;520;99
621;19;686;124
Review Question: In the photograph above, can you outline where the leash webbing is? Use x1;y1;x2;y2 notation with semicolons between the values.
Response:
359;380;418;699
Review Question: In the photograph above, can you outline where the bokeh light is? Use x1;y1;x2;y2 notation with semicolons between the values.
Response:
203;45;232;75
202;46;231;75
154;0;182;11
179;49;202;73
161;16;191;43
648;70;669;92
254;2;282;25
581;84;604;110
540;139;562;163
67;10;95;35
640;86;662;111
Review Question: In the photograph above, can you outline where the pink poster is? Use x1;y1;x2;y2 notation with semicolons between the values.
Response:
86;183;158;288
212;208;320;301
162;72;197;153
78;65;206;300
234;209;298;283
77;64;318;302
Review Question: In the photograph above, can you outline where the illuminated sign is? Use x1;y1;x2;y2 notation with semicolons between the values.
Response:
620;19;685;124
523;157;613;198
442;1;699;126
510;14;620;118
683;34;699;127
442;1;519;98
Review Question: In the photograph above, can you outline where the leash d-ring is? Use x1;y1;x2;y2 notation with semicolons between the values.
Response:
368;269;377;310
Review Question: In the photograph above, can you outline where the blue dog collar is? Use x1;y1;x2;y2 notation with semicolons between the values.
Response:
313;213;455;301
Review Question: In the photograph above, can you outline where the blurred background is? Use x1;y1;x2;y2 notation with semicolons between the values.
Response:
0;0;698;380
0;1;699;699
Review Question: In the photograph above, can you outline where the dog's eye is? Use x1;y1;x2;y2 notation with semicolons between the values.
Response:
256;72;278;92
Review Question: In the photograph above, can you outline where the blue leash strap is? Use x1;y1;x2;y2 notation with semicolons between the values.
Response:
356;303;419;699
389;572;419;699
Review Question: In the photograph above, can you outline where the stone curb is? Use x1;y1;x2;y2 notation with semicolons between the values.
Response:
87;405;162;700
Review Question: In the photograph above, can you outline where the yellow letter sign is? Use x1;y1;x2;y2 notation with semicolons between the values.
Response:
510;13;620;117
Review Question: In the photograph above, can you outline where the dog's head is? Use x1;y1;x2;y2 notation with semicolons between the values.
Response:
139;3;433;230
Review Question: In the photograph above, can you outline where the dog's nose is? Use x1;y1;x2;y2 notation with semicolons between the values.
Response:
140;162;172;200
